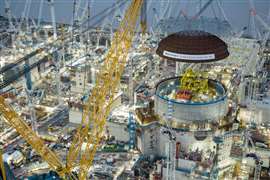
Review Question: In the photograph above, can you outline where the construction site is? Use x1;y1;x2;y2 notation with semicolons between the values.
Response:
0;0;270;179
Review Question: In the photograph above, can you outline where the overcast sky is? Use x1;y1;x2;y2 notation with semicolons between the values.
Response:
0;0;269;32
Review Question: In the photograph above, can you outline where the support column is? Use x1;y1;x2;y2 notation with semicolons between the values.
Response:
175;62;179;75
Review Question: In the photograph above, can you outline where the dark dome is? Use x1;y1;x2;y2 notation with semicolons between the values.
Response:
156;30;229;63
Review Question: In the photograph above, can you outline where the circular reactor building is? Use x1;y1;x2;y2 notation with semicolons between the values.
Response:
155;30;230;130
155;76;228;127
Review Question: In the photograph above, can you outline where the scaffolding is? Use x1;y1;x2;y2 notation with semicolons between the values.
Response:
179;69;209;95
128;112;136;149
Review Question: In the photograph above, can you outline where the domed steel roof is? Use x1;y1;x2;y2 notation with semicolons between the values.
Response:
156;30;229;63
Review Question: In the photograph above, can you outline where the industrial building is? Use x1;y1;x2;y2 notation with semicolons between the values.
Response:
0;0;270;180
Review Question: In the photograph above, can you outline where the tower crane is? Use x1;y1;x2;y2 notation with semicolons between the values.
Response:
48;0;57;40
140;0;147;34
160;0;171;20
248;0;259;39
24;59;37;132
47;0;62;106
4;0;15;32
192;0;214;20
241;0;270;105
37;0;44;27
18;0;31;35
0;0;144;179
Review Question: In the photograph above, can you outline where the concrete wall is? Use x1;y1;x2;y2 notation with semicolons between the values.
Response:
70;71;90;94
69;110;129;142
69;109;82;124
69;93;122;124
106;121;129;142
137;124;160;156
162;167;204;180
155;95;228;123
239;103;270;124
158;129;215;157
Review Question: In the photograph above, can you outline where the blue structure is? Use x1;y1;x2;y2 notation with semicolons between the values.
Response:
26;171;61;180
24;59;32;91
167;100;173;120
128;112;136;149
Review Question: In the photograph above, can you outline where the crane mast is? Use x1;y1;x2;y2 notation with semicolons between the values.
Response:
0;97;73;178
37;0;44;27
66;0;144;178
24;59;37;132
140;0;147;34
48;0;57;40
4;0;14;32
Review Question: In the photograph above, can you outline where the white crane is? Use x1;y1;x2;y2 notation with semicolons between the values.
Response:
248;0;258;39
160;0;171;20
46;0;62;106
18;0;31;35
4;0;15;32
37;0;44;27
242;0;270;105
47;0;57;40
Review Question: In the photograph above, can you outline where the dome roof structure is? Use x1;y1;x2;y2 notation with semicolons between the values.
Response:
156;30;229;63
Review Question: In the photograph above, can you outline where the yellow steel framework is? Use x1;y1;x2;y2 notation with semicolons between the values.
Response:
0;0;143;179
0;97;71;178
67;0;144;178
0;149;6;180
180;68;209;94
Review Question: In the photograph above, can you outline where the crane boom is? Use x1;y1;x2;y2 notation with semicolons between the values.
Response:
0;149;6;180
192;0;214;19
66;0;144;178
141;0;147;34
0;97;70;178
0;0;143;178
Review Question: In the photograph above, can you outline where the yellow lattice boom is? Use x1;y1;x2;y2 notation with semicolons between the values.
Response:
0;149;6;180
0;97;71;178
180;68;209;94
66;0;144;179
0;0;144;179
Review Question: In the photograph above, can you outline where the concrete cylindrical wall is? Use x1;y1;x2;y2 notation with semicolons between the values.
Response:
155;77;228;123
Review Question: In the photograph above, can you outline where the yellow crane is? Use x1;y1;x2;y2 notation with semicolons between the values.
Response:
67;0;144;178
0;149;6;180
0;97;72;178
180;68;209;94
0;0;144;179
